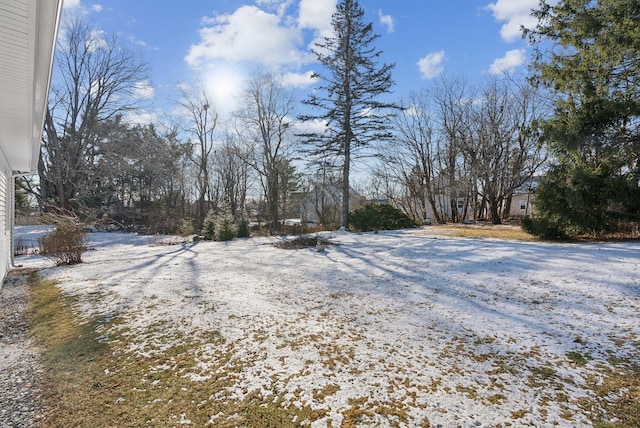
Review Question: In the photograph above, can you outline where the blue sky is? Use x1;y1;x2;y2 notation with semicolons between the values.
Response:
60;0;542;122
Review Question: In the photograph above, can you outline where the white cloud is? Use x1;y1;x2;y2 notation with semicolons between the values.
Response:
489;49;525;75
185;5;304;67
417;51;445;79
86;29;108;52
282;71;318;88
486;0;544;42
125;111;158;126
378;10;395;34
298;0;336;31
256;0;294;16
296;118;328;136
128;35;149;48
298;0;337;54
403;104;425;118
62;1;104;15
132;81;155;100
62;0;81;10
183;0;336;116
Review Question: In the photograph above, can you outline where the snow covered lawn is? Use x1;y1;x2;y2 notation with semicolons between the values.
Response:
19;227;640;427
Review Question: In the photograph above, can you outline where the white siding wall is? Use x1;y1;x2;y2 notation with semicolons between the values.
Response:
0;153;9;278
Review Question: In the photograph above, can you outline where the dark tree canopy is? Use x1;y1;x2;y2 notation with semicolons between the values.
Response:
301;0;396;229
40;17;149;212
525;0;640;237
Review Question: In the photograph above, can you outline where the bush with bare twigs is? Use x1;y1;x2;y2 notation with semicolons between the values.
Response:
39;214;87;266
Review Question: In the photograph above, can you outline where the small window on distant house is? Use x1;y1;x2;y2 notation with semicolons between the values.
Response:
520;200;526;210
457;198;465;211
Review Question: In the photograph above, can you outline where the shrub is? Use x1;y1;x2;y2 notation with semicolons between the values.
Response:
179;219;194;236
236;217;250;238
215;205;237;241
521;216;569;240
201;209;216;240
349;203;417;232
39;220;87;266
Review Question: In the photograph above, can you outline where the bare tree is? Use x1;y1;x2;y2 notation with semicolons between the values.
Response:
389;89;445;223
385;77;474;223
40;17;149;211
364;163;399;206
463;76;545;223
383;75;545;225
432;76;475;222
176;81;218;230
232;72;297;233
302;162;342;229
211;139;251;218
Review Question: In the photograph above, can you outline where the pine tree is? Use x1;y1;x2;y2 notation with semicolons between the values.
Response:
201;209;216;240
215;204;237;241
236;217;250;238
300;0;396;230
525;0;640;236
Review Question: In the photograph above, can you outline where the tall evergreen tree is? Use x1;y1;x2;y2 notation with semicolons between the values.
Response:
300;0;396;230
525;0;640;236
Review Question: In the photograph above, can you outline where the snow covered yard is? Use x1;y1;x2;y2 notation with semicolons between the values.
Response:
18;227;640;427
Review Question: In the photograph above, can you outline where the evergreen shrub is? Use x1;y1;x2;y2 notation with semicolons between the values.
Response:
236;217;250;238
179;219;194;236
349;203;417;232
215;205;237;241
521;216;568;240
201;209;216;240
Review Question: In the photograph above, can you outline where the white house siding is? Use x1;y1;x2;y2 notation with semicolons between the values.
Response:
508;195;535;218
0;153;10;277
0;0;62;286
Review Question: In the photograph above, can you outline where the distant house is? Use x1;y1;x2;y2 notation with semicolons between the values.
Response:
402;175;541;223
506;176;540;219
402;175;473;223
421;193;469;223
0;0;63;283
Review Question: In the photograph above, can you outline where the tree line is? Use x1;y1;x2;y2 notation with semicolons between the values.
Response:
21;0;640;239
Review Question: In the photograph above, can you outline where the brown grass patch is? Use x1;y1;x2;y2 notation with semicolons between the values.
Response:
26;273;324;427
420;224;537;241
582;362;640;428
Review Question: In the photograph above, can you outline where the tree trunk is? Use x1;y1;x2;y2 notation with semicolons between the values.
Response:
196;165;209;232
489;197;502;224
342;148;350;230
502;193;513;219
426;193;443;224
269;174;279;233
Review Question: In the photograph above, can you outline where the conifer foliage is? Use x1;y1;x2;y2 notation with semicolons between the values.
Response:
525;0;640;237
214;204;237;242
201;209;216;240
301;0;396;230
